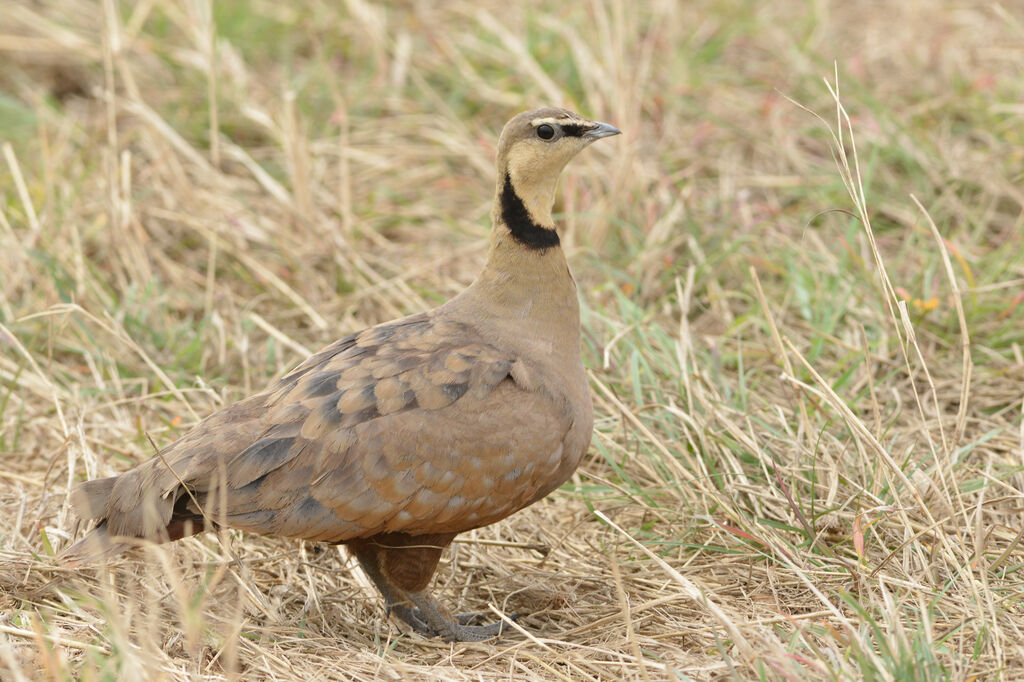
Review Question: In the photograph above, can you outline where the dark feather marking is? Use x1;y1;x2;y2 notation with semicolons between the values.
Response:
233;472;269;496
235;437;294;468
357;383;377;408
560;123;588;137
440;382;469;401
293;495;330;518
228;437;296;489
266;406;309;429
305;371;341;397
363;325;395;344
341;405;380;427
319;392;345;426
271;377;302;403
401;389;418;412
339;345;376;361
280;333;358;384
276;317;430;396
500;174;559;250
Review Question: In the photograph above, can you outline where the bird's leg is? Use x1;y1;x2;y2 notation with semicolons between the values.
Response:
367;532;521;640
347;541;430;635
352;533;516;641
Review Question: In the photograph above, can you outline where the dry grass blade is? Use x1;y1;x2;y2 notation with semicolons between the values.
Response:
594;509;754;661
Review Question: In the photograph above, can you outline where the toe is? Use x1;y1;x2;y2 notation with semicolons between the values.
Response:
385;604;433;635
441;618;518;642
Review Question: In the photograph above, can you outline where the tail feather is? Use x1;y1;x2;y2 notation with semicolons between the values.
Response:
63;476;130;565
62;475;210;565
61;524;133;566
68;476;117;520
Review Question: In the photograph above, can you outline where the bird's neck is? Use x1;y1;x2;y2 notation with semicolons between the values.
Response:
448;171;581;356
500;169;559;240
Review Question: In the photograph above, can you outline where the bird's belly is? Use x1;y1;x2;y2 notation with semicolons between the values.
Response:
354;379;588;537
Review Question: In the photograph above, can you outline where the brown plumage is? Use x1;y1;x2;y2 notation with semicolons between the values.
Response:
64;107;620;641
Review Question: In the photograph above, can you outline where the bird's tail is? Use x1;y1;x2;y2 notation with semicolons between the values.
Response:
61;475;207;565
62;523;134;566
62;476;129;565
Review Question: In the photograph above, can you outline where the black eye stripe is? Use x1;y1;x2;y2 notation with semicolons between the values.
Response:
533;121;590;139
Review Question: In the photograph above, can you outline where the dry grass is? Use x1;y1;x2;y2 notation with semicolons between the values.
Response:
2;1;1024;679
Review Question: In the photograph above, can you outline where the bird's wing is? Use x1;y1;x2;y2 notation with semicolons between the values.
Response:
74;311;573;546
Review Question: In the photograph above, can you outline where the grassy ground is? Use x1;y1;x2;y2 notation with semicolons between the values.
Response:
2;1;1023;679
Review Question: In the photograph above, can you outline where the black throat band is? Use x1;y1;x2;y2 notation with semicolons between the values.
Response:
500;173;559;250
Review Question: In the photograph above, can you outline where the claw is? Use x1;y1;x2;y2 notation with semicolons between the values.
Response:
384;603;432;635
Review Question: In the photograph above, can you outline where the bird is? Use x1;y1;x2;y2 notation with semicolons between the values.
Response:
63;107;621;642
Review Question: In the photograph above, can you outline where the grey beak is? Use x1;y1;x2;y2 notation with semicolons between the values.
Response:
584;121;622;139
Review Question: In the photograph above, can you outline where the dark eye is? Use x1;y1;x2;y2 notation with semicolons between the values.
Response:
536;124;555;140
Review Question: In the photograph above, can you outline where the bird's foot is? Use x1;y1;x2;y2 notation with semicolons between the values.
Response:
387;604;522;640
436;618;514;642
453;611;492;626
384;603;431;634
399;591;521;642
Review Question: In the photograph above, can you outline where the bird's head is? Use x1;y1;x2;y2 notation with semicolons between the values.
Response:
494;107;620;232
496;107;621;184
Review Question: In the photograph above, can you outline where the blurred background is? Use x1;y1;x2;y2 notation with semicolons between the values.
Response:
1;1;1023;679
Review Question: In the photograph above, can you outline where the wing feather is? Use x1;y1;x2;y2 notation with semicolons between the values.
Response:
67;310;575;554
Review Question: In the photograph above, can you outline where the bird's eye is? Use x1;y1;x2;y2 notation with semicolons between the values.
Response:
536;124;555;140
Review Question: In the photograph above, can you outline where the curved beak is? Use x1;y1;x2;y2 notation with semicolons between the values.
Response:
583;121;622;140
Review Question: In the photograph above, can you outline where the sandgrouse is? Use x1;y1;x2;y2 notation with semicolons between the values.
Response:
64;107;620;641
